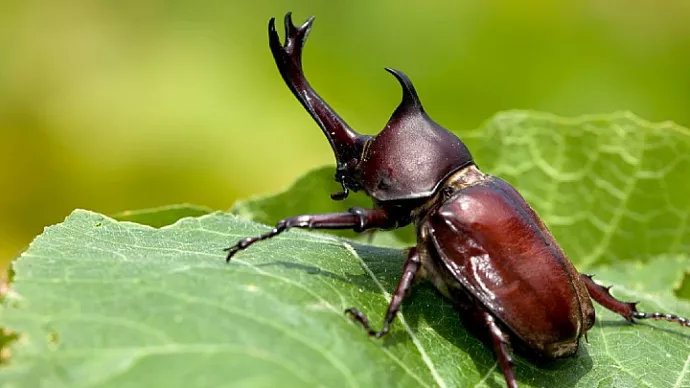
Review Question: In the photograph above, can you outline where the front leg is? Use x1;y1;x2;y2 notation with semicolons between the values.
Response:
345;247;421;338
225;207;396;262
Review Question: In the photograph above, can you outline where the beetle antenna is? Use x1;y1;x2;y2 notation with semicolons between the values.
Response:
385;68;424;114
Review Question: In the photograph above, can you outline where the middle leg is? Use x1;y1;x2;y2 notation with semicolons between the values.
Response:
484;311;518;388
346;247;421;338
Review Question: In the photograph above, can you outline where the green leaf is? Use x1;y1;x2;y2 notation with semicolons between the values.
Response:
3;111;690;387
111;204;214;228
1;211;690;387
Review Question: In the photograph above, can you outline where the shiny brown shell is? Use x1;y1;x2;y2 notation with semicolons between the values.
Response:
421;176;595;357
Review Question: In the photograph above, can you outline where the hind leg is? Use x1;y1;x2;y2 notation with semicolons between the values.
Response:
581;274;689;327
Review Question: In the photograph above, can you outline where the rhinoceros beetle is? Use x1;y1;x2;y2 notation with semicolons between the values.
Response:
225;13;690;388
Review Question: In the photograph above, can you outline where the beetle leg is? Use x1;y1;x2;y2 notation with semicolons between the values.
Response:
225;207;395;262
345;247;421;338
582;274;690;327
483;312;518;388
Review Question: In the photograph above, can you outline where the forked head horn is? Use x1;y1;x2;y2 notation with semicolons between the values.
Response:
268;13;371;199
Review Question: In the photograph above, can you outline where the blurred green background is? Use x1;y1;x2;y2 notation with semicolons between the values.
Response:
2;0;690;271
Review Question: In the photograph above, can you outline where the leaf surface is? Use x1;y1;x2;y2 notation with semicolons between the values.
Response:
3;111;690;387
1;211;689;388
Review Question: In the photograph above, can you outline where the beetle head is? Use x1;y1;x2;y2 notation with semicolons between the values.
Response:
355;69;474;202
268;14;371;200
269;14;473;203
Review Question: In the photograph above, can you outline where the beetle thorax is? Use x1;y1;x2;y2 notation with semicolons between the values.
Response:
358;111;473;202
353;69;473;202
410;165;487;222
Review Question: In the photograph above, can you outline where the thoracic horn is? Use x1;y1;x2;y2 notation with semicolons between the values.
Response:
385;68;425;116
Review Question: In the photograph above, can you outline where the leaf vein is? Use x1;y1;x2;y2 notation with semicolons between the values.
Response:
673;353;690;388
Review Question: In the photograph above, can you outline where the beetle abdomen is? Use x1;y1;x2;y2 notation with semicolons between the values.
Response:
423;176;594;357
